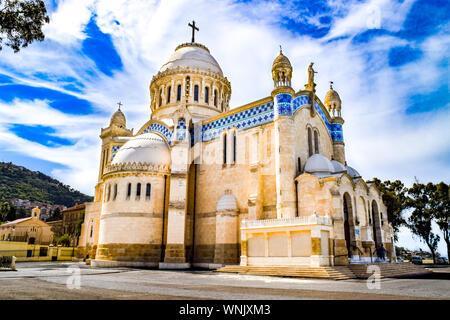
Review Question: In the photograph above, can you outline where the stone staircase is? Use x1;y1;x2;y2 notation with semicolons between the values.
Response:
216;265;357;280
217;263;433;280
347;262;432;279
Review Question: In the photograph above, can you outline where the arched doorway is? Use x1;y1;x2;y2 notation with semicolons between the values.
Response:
371;200;382;249
343;193;355;257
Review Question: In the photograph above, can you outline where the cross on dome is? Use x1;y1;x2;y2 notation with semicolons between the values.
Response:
188;20;199;43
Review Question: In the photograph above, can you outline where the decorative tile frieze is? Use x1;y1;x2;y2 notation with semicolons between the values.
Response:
274;93;292;116
111;145;121;160
141;122;173;144
202;101;274;141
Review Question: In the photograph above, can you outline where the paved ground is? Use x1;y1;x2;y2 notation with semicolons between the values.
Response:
0;262;449;300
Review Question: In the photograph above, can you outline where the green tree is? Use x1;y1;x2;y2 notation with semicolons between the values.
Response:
47;207;61;222
0;0;49;52
0;201;10;221
372;178;407;241
57;233;71;247
430;182;449;262
407;183;440;263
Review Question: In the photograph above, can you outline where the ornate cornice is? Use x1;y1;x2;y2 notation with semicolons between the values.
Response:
103;162;171;177
150;66;231;89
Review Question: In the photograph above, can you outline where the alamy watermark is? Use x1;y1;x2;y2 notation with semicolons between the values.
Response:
66;265;81;289
366;264;381;290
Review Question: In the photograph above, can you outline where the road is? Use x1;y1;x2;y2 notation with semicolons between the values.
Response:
0;262;449;300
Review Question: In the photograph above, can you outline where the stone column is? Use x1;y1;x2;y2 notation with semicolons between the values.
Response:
160;138;191;269
272;87;296;219
214;209;239;265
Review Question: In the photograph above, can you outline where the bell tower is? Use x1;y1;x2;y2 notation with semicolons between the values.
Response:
271;48;297;219
95;103;133;201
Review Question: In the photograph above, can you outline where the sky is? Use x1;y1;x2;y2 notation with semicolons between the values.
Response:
0;0;449;256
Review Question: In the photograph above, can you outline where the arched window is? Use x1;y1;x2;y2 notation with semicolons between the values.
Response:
205;87;209;104
223;133;227;164
136;183;141;199
167;86;171;104
127;183;131;199
107;184;111;202
177;85;181;101
194;85;199;101
214;90;217;107
233;131;237;163
158;89;162;107
90;224;93;238
307;127;313;157
314;130;319;154
146;183;151;200
113;184;117;200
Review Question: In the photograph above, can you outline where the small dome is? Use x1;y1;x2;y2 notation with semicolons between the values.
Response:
216;193;237;211
346;165;361;178
272;52;292;73
304;154;334;174
110;108;126;128
159;43;223;75
324;86;341;107
331;160;346;173
111;133;171;166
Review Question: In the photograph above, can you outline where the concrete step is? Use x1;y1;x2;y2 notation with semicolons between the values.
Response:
217;265;357;280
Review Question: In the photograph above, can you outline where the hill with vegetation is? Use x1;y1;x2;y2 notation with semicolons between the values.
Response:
0;162;93;207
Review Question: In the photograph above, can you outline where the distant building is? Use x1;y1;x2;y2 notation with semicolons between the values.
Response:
0;208;53;245
48;204;85;246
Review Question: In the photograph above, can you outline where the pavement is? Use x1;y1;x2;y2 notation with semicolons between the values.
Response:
0;262;449;300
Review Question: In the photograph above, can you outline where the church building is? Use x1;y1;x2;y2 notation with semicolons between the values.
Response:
77;24;396;268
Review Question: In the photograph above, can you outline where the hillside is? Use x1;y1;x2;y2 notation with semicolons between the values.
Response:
0;162;93;207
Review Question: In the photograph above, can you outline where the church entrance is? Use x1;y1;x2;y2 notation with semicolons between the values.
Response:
343;193;354;258
371;201;382;249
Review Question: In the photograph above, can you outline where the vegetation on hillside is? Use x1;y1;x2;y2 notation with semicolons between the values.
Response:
0;162;93;207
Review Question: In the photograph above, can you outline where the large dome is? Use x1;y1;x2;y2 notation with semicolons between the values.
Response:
111;133;171;166
159;43;223;76
304;154;334;174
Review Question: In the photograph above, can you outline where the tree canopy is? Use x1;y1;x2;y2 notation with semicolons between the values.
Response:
0;0;49;52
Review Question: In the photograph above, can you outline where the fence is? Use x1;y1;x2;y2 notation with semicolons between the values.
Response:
0;241;76;262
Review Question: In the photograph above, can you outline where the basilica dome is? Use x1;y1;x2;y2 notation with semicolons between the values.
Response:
216;193;237;211
159;43;223;76
304;154;334;174
331;160;346;173
111;133;171;166
346;165;361;179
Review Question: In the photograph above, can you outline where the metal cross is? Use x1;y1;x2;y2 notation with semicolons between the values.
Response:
117;102;123;110
329;81;334;89
188;20;199;43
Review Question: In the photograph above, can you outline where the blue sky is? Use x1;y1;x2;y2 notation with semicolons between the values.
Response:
0;0;449;255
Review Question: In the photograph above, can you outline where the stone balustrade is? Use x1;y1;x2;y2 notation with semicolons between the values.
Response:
241;215;332;228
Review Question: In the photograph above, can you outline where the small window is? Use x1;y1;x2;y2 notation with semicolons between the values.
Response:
214;90;217;107
158;89;162;107
113;184;117;200
177;85;181;101
297;157;302;174
127;183;131;199
307;127;313;157
146;183;151;200
233;131;237;163
90;224;93;238
205;87;209;104
167;86;171;104
194;85;199;102
314;130;319;154
107;184;111;201
223;133;227;165
136;183;141;199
